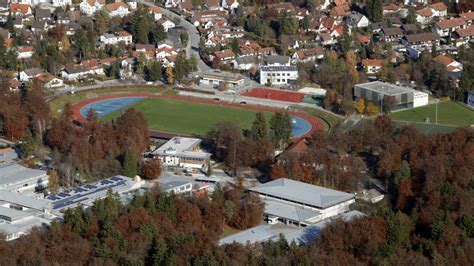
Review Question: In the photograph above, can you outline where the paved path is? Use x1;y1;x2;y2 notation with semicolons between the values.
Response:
70;93;324;140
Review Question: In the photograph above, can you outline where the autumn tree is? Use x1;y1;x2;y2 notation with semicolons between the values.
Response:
269;112;292;150
355;97;366;114
251;112;268;141
48;169;60;194
141;158;162;179
165;67;174;84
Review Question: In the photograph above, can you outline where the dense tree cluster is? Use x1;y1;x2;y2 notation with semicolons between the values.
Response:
46;106;149;185
208;112;292;174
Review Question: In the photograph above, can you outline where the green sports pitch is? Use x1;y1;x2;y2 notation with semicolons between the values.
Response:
101;98;274;136
389;101;474;127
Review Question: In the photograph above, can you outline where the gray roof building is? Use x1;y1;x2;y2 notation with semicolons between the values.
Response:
0;164;48;193
249;178;354;209
266;55;291;66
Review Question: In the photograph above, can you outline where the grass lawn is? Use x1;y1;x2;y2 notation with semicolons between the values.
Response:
101;98;274;136
389;101;474;126
49;86;165;117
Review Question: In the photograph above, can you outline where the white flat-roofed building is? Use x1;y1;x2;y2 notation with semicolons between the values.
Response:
0;164;48;194
100;31;133;45
354;81;429;111
259;66;298;85
155;176;193;194
199;71;245;87
0;205;51;241
0;190;53;241
153;137;211;171
249;178;355;226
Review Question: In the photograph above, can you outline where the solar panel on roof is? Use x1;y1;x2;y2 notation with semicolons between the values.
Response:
110;176;122;182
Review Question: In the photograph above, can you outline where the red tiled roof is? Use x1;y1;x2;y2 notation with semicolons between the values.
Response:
436;18;466;30
106;2;128;12
10;4;30;14
459;11;474;21
214;49;235;59
416;8;432;17
455;25;474;38
286;137;309;154
431;2;447;11
433;54;453;66
361;59;382;67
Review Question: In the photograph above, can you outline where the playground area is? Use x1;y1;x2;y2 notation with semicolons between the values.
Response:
75;94;321;138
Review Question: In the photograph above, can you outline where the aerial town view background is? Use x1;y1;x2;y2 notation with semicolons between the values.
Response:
0;0;473;264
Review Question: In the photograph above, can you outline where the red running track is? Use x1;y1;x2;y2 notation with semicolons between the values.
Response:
242;87;307;103
70;93;323;140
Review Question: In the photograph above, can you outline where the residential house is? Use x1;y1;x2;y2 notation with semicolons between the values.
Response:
280;35;300;51
434;18;467;37
51;0;71;7
265;2;295;15
100;31;133;45
205;0;221;11
18;68;43;81
332;0;350;17
404;0;428;7
401;23;420;34
318;17;336;33
17;46;33;59
233;55;259;70
80;0;105;16
158;18;176;32
361;58;382;74
433;54;463;79
239;40;274;57
35;73;64;89
150;6;162;21
105;2;129;17
344;11;369;29
416;7;432;25
266;55;290;66
381;27;403;42
35;8;51;22
403;32;440;50
10;4;32;16
429;2;447;17
259;66;298;86
192;10;226;27
222;0;239;12
292;47;324;64
212;49;236;63
31;20;48;33
459;11;474;26
453;25;474;47
178;1;195;14
318;32;335;46
383;3;401;15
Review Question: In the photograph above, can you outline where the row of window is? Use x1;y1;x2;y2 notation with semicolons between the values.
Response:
268;73;292;77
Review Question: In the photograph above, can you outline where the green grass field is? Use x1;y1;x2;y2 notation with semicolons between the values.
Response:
389;101;474;126
101;98;274;136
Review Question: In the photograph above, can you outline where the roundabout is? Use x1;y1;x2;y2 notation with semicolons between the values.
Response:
72;93;323;139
